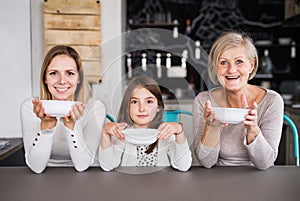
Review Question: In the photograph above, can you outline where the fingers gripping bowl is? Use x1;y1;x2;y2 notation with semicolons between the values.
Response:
41;100;79;117
122;128;159;145
212;107;249;124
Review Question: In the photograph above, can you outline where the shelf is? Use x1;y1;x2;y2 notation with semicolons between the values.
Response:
254;74;273;79
128;22;179;27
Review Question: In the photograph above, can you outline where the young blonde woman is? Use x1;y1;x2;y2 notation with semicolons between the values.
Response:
99;76;192;171
21;45;106;173
193;31;283;170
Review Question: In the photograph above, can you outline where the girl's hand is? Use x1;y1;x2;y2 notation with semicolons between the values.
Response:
157;122;183;139
32;99;57;129
103;122;127;141
241;94;260;144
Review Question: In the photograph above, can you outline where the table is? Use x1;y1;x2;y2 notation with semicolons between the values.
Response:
0;138;23;161
0;166;299;201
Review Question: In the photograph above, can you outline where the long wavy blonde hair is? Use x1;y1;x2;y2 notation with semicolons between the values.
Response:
39;45;91;103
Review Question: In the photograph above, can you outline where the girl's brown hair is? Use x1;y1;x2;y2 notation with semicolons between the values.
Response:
117;76;164;154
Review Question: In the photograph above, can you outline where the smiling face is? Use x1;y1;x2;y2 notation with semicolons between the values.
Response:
45;54;80;101
129;87;159;128
216;46;255;92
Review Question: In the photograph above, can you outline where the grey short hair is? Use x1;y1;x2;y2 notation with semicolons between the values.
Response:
208;31;258;84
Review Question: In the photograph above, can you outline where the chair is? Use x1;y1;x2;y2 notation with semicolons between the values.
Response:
106;114;116;122
283;114;299;166
163;110;193;122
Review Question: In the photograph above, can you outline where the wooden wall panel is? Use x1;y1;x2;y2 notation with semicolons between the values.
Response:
43;0;101;83
44;0;100;15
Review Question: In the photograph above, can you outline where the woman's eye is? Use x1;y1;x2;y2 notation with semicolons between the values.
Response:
236;60;244;64
49;71;56;76
67;71;75;76
220;61;227;65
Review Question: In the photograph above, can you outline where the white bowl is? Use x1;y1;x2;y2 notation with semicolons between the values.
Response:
41;100;78;117
122;128;159;145
212;107;249;124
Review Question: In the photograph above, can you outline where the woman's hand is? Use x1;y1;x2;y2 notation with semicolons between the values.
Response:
32;99;57;130
241;94;260;144
204;100;227;127
63;102;85;130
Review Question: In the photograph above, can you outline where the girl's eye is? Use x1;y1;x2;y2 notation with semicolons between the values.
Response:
147;100;154;104
130;100;137;104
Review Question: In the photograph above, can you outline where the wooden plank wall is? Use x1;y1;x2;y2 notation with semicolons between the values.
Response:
44;0;102;83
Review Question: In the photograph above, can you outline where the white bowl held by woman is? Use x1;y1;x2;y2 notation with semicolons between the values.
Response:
41;100;78;117
212;107;249;124
122;128;159;145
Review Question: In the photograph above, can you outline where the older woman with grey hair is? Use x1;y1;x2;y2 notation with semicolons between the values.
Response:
193;31;283;170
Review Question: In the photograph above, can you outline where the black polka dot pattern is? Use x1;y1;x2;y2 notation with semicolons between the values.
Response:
136;145;158;166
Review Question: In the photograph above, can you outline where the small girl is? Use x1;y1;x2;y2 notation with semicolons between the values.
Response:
99;76;192;171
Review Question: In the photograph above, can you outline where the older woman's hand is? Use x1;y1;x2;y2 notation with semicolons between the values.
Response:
204;100;227;127
241;94;260;144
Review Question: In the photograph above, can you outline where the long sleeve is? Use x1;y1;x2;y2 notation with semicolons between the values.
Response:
21;98;106;173
166;136;192;171
21;98;54;173
193;91;219;167
244;91;284;170
192;89;284;169
64;99;106;172
98;137;125;171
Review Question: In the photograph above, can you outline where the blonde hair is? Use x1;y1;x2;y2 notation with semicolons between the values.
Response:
39;45;91;103
208;31;258;84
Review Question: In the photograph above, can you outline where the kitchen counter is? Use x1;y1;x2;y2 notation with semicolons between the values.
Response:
1;166;299;201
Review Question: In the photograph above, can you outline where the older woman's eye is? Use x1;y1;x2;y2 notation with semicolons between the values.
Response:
220;61;227;65
236;60;244;64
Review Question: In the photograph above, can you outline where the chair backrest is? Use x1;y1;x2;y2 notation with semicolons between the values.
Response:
106;114;116;122
283;114;299;166
163;110;193;122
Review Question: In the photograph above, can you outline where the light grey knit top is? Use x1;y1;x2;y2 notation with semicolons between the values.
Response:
193;87;284;170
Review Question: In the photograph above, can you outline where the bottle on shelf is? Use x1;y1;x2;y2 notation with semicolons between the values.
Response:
156;53;162;78
181;49;188;69
173;19;179;39
260;49;273;75
141;53;147;72
127;53;132;78
185;19;191;36
195;41;201;60
166;53;172;68
291;41;296;59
